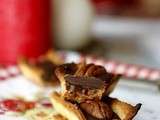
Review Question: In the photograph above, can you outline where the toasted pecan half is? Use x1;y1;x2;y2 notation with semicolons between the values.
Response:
80;100;113;120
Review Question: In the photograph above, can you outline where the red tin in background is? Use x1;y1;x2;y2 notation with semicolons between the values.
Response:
0;0;52;65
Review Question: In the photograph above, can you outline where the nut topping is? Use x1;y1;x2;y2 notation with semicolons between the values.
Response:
53;62;141;120
80;101;113;120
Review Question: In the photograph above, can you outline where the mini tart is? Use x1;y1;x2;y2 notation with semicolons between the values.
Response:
54;62;141;120
50;92;86;120
55;62;121;103
18;50;63;86
49;92;141;120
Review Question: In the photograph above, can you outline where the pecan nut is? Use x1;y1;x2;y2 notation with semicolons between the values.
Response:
80;100;113;120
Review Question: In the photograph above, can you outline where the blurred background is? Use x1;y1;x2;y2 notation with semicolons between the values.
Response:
0;0;160;69
54;0;160;69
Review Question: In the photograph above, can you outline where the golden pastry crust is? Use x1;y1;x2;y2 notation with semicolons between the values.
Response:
50;92;86;120
106;98;142;120
45;50;63;65
103;74;121;96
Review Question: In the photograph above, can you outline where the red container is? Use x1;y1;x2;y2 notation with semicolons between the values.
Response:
0;0;52;65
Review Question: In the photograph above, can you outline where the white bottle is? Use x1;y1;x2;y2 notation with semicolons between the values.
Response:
53;0;94;49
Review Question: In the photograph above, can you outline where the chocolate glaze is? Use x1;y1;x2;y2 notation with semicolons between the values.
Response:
65;75;105;89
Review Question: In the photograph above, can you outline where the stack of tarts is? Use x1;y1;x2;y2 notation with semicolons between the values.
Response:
19;51;141;120
50;62;141;120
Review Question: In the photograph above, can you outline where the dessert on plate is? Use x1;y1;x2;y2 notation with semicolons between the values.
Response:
19;50;63;86
49;62;141;120
18;51;141;120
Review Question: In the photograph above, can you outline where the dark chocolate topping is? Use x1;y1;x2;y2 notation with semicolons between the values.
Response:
64;75;104;89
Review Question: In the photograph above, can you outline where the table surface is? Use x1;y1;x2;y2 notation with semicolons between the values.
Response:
0;51;160;120
0;75;160;120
